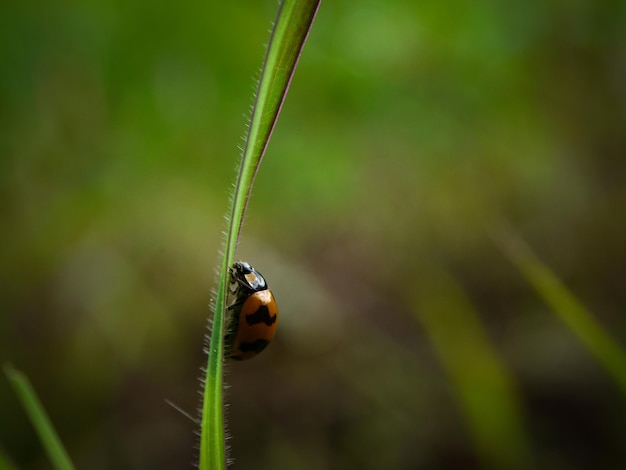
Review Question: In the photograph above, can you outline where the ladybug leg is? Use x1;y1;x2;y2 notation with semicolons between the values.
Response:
229;275;250;293
228;271;237;293
227;298;245;311
228;267;243;293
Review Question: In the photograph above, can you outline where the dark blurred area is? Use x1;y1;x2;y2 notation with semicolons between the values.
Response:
2;0;626;468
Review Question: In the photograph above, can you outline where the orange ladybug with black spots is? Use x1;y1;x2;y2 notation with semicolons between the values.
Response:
226;261;278;360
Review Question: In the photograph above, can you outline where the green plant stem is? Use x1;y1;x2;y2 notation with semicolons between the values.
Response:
493;225;626;396
198;2;321;469
4;364;75;470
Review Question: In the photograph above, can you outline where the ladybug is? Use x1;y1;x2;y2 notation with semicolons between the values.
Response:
225;261;278;360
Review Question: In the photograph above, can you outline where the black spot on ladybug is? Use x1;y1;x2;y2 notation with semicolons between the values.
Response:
238;339;270;354
245;305;277;326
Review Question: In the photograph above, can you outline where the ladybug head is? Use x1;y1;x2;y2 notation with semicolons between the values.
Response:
231;261;267;292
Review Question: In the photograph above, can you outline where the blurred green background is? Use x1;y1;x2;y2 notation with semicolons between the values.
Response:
2;0;626;468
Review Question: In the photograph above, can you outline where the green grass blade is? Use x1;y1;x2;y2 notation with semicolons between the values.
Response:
0;446;18;470
411;271;532;469
493;227;626;396
4;364;75;470
198;2;321;469
199;278;227;470
229;0;321;251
